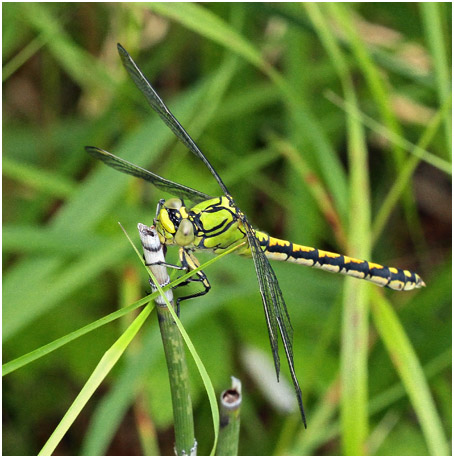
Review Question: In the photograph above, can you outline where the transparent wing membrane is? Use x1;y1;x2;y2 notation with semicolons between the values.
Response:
245;223;307;426
117;44;230;197
85;146;212;204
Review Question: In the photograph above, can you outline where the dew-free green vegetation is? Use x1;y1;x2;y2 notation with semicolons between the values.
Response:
3;3;451;456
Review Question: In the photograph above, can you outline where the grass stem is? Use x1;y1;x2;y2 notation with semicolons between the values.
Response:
138;224;196;456
216;377;242;456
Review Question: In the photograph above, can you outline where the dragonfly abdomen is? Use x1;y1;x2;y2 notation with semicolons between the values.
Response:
256;232;425;291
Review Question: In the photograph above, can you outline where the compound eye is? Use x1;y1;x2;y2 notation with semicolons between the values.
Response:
164;198;184;210
175;218;195;246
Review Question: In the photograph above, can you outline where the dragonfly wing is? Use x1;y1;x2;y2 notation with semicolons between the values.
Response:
245;221;307;427
85;146;212;204
117;43;230;197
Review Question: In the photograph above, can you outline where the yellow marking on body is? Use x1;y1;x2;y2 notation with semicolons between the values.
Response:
256;230;423;291
318;250;340;259
180;207;189;219
269;237;291;248
293;244;315;252
159;210;175;233
367;262;384;270
343;256;364;264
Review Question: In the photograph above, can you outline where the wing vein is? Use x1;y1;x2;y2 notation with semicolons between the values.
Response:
244;219;306;426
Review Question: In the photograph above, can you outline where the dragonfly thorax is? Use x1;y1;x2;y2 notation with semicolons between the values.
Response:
155;196;246;253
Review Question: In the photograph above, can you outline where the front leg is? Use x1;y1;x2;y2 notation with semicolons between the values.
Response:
175;247;211;314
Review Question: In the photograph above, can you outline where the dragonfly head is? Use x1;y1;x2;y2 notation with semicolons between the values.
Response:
155;198;195;247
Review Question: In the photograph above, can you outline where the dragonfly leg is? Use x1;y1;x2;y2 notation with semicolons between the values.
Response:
144;257;186;299
174;247;211;315
145;258;185;270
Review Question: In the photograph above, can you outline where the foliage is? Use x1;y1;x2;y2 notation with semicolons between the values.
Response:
3;3;451;455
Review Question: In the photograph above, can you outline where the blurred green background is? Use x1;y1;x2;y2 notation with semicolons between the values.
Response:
3;2;451;456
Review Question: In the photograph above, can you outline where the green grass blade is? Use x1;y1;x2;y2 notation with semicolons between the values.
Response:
326;3;422;249
3;241;128;340
3;240;243;376
269;134;347;249
371;294;449;456
2;295;151;376
420;3;452;156
148;2;264;69
131;227;245;456
34;225;243;456
144;247;246;456
372;96;452;243
3;33;48;81
2;157;75;198
3;225;111;255
325;91;452;175
127;225;248;455
20;3;116;91
147;1;349;218
4;4;449;455
38;300;155;456
326;3;406;169
306;4;371;453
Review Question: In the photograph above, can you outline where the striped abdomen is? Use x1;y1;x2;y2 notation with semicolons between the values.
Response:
254;232;425;291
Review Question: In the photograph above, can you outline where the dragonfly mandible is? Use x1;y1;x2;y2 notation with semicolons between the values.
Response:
86;44;425;427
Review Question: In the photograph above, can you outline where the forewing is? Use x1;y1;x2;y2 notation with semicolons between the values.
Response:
245;221;307;427
85;146;212;204
117;43;230;197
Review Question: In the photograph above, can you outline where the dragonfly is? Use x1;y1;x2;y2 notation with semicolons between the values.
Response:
86;44;425;427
